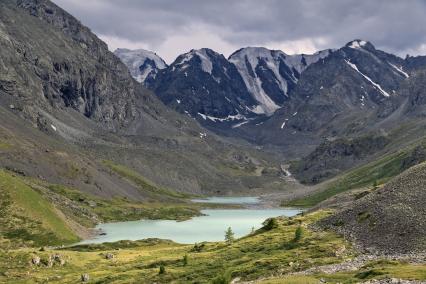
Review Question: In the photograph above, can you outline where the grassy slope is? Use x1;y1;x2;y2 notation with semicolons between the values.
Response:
285;141;423;207
45;183;202;225
0;170;79;248
102;160;190;199
0;210;424;283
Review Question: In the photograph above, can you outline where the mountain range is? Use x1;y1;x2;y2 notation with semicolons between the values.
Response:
116;39;426;182
114;46;332;123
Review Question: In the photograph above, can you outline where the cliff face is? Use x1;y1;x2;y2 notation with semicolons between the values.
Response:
0;0;164;130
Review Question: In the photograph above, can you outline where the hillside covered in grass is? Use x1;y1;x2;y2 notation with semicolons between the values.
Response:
0;170;79;248
0;169;211;249
286;138;426;208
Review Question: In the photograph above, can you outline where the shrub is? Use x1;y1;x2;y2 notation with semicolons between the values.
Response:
263;218;278;231
355;269;383;279
159;264;166;275
191;243;205;252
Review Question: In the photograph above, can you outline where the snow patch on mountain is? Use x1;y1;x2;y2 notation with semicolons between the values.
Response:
114;48;167;83
232;120;250;128
229;47;332;115
197;112;246;122
195;49;213;74
348;40;367;49
173;53;192;71
388;62;409;78
345;59;390;97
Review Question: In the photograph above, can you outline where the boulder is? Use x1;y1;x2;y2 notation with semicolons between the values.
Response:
81;273;90;282
53;254;66;266
105;253;114;260
31;256;40;266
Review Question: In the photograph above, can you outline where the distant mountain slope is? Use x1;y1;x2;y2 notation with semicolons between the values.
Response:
234;40;418;156
250;40;406;132
291;134;391;184
118;46;332;129
149;48;258;128
318;161;426;254
228;47;332;115
116;41;416;146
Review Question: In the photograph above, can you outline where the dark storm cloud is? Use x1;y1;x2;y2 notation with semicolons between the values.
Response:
53;0;426;62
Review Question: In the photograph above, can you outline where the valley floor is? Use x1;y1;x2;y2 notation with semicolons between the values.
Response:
1;211;425;284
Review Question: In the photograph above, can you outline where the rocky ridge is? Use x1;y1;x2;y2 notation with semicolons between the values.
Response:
318;162;426;254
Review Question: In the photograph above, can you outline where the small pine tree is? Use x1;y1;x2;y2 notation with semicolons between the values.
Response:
225;227;235;243
183;254;188;266
191;243;205;252
294;226;303;242
159;264;166;275
212;271;232;284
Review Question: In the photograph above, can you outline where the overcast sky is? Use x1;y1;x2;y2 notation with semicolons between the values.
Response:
53;0;426;64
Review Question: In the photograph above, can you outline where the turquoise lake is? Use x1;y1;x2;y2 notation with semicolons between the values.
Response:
80;207;301;244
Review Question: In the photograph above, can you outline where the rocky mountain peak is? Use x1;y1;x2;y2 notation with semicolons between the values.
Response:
113;48;167;84
344;39;377;53
170;48;225;75
17;0;108;58
346;39;369;48
148;47;257;126
228;46;332;115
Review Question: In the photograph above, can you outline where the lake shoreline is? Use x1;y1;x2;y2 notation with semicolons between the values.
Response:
78;196;302;245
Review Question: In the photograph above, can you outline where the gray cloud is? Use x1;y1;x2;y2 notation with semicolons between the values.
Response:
53;0;426;63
